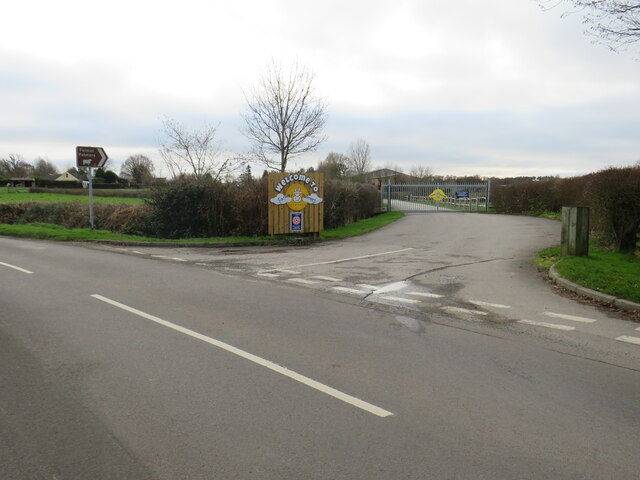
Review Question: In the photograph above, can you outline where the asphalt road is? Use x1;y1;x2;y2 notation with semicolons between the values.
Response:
1;213;640;479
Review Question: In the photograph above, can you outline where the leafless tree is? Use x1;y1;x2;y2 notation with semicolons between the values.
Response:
317;152;350;179
348;139;372;176
160;117;243;181
31;158;58;177
242;60;328;172
536;1;640;51
409;165;435;182
121;154;155;185
0;154;32;177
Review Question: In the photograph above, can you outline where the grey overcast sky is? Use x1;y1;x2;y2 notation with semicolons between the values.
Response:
2;0;639;178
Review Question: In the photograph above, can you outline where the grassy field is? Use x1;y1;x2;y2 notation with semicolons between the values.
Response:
0;190;145;205
0;212;405;244
537;244;640;303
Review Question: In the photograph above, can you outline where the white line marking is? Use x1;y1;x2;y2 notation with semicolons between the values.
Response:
332;287;369;296
616;336;640;346
224;267;244;272
311;276;342;282
195;263;210;266
287;278;317;285
131;250;145;255
541;312;597;324
442;306;488;316
0;261;34;274
278;248;414;270
519;320;576;331
469;300;511;309
172;258;187;262
636;326;640;332
90;294;393;418
276;269;302;275
151;255;171;259
256;272;280;278
407;291;444;299
378;296;421;305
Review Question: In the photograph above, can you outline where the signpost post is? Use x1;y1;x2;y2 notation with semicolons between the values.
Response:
76;146;108;229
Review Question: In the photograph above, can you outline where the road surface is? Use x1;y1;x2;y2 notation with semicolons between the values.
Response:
1;213;639;479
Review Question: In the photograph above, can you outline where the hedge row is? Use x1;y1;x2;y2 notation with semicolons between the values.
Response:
1;178;381;238
492;166;640;252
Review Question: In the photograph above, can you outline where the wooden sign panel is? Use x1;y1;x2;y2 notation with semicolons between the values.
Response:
268;172;324;235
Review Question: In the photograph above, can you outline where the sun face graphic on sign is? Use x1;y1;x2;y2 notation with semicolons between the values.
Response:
285;184;308;211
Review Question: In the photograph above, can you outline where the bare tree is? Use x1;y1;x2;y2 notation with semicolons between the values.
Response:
121;154;155;185
536;1;640;51
317;152;350;179
242;60;328;172
31;158;58;177
409;165;435;182
348;139;372;176
0;154;32;177
160;117;243;181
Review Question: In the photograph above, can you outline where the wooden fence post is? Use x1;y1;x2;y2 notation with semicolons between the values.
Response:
561;206;589;257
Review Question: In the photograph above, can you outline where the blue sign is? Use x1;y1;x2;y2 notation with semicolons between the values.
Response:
290;212;303;232
455;190;469;199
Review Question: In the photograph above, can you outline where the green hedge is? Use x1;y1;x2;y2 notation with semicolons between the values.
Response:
492;166;640;252
2;178;380;239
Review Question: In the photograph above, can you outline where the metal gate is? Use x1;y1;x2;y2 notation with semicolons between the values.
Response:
381;181;491;213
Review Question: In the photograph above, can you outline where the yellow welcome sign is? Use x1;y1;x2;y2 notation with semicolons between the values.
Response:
429;189;447;202
268;172;324;235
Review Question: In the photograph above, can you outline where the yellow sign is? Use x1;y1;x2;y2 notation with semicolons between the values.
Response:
429;189;447;202
268;172;324;235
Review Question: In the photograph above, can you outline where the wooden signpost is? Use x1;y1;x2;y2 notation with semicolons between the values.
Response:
268;172;324;236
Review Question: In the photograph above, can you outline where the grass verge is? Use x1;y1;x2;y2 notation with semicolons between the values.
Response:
319;212;404;240
0;212;405;244
536;244;640;303
0;191;145;205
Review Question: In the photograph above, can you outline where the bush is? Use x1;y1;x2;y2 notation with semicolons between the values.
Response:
323;180;379;229
144;179;237;238
586;166;640;253
492;165;640;253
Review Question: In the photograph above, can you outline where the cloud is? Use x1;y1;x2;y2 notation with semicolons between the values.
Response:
270;193;292;205
303;193;323;205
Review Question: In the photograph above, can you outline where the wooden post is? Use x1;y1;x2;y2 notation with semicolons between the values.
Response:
561;206;589;257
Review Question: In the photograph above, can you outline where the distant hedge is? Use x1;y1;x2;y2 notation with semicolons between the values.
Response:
492;166;640;252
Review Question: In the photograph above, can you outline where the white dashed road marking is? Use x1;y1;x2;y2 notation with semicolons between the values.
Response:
276;269;302;275
0;261;33;274
332;287;369;296
379;296;421;305
616;336;640;346
407;292;444;299
257;272;281;278
311;276;342;282
287;278;318;285
518;320;576;331
469;300;511;309
91;294;393;418
541;312;597;323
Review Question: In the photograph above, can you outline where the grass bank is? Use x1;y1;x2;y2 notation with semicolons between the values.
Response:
0;212;405;244
537;244;640;304
0;191;145;205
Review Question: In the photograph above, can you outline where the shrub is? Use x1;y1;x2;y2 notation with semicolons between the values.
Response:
144;179;237;238
586;166;640;253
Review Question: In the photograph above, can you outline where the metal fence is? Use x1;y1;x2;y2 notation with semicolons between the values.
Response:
381;182;491;213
